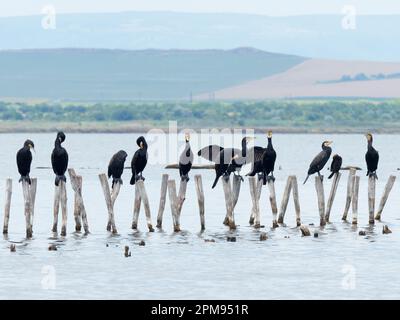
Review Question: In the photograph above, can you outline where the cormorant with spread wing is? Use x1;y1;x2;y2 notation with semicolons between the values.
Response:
16;139;35;184
130;136;148;185
365;133;379;179
303;140;332;184
179;133;193;182
108;150;128;188
51;132;69;186
328;154;342;179
197;137;253;188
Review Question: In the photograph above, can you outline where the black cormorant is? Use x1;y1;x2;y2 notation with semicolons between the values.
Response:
108;150;128;188
16;139;35;184
247;131;277;184
365;133;379;178
303;140;333;184
328;154;342;179
130;136;148;185
179;133;193;182
51;131;69;186
197;137;253;188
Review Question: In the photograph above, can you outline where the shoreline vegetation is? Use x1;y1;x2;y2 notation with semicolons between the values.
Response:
1;99;400;133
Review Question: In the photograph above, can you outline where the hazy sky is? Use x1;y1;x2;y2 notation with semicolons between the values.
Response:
0;0;399;17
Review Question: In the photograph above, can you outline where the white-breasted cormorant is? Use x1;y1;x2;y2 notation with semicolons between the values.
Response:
16;139;35;184
179;133;193;182
130;136;148;185
108;150;128;188
303;140;332;184
328;154;342;179
51;131;69;186
365;133;379;179
197;137;253;188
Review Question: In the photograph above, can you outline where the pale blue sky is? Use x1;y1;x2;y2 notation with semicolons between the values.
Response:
0;0;399;17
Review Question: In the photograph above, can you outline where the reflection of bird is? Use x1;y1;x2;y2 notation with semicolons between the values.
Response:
328;154;342;179
197;137;253;188
51;132;69;186
247;131;276;184
303;141;333;184
108;150;128;188
365;133;379;179
16;139;35;184
179;133;193;182
130;136;148;185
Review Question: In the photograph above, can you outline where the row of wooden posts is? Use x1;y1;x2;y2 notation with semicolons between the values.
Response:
2;168;397;238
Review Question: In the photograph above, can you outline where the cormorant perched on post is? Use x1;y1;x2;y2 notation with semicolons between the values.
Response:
197;136;253;188
130;136;148;185
16;139;35;184
365;133;379;179
179;133;193;182
247;131;277;184
51;132;69;186
108;150;128;188
328;154;342;179
303;141;333;184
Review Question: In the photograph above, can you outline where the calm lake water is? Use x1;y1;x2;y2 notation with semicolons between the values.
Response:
1;133;400;299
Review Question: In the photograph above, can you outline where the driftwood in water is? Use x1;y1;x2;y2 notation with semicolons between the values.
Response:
194;175;205;231
325;173;341;223
99;173;119;234
156;174;169;228
342;169;356;221
3;179;12;235
375;175;396;221
222;175;242;229
132;180;154;232
69;169;89;233
315;176;326;227
351;175;360;225
368;175;376;224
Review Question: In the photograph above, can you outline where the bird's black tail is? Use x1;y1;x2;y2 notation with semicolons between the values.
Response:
211;175;221;189
303;174;310;185
112;178;123;189
130;175;136;185
328;172;335;179
19;176;31;185
55;175;66;186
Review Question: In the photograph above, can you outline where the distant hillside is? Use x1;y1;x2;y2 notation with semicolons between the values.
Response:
0;48;306;100
0;11;400;61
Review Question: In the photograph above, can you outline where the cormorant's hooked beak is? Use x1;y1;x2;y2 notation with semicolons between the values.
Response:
185;133;190;142
29;144;35;153
245;137;255;144
140;141;144;149
326;141;333;146
267;131;272;138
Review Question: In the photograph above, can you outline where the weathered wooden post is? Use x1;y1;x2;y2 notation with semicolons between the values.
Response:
52;183;60;233
29;178;37;234
222;175;242;229
291;176;301;227
278;176;293;224
3;179;12;235
351;175;360;225
342;169;356;221
167;179;183;232
315;176;326;226
368;175;376;224
132;180;154;232
22;178;37;238
194;175;205;231
99;173;118;234
267;178;279;228
248;177;262;228
375;175;396;221
69;169;89;233
325;173;341;223
156;174;169;228
59;181;68;236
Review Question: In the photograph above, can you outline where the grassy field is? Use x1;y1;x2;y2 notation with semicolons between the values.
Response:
1;99;400;133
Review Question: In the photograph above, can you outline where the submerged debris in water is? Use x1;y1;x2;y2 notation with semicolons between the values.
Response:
313;232;319;238
259;233;268;241
383;225;392;234
227;236;236;242
359;230;366;236
10;244;16;252
139;240;146;246
204;239;215;243
300;225;311;236
124;246;131;257
48;244;57;251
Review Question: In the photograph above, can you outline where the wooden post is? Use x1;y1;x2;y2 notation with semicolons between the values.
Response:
59;180;68;236
315;176;326;226
136;180;154;232
342;169;356;221
98;173;118;234
375;175;396;221
176;179;188;221
194;175;205;231
29;178;37;235
221;176;240;230
3;179;12;235
132;183;141;230
232;175;242;209
291;176;301;227
167;180;180;232
351;175;360;225
68;169;89;233
325;173;341;222
22;180;32;238
52;184;60;233
267;178;279;228
156;174;169;228
249;177;262;226
278;176;293;224
368;175;376;224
